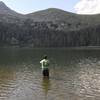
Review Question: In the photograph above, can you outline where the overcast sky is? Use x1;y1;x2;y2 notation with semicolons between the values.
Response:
75;0;100;14
0;0;100;14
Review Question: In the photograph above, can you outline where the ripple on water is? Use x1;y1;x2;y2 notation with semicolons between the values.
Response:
1;57;100;100
73;59;100;99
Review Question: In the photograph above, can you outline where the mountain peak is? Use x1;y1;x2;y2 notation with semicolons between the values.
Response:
0;1;9;10
27;8;76;21
0;1;22;16
45;8;69;12
0;1;5;5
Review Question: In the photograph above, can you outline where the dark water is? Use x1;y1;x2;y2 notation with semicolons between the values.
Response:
0;48;100;100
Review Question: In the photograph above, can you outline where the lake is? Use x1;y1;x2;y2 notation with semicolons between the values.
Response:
0;47;100;100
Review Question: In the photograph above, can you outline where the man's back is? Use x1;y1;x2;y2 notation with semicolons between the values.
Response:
40;59;49;70
40;55;50;77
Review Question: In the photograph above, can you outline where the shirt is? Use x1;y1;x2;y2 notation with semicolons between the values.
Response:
40;59;49;70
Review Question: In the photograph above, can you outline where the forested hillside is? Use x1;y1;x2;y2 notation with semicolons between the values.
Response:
0;1;100;47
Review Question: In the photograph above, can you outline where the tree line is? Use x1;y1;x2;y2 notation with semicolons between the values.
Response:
0;20;100;47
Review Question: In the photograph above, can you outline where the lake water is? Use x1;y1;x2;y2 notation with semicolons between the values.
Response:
0;48;100;100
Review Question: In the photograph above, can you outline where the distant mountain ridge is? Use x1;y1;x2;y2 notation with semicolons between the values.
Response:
27;8;75;21
0;1;100;47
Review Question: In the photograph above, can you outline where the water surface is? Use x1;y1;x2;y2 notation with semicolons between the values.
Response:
0;48;100;100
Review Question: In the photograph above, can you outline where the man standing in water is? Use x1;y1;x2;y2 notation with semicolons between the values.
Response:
40;55;50;78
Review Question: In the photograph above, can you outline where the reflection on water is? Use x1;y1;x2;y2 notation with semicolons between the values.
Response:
74;59;100;99
42;77;50;99
0;48;100;100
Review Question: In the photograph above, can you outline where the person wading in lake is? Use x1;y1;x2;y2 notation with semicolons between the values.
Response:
40;55;50;78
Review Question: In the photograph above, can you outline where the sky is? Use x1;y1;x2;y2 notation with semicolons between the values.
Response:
75;0;100;14
0;0;100;14
0;0;78;14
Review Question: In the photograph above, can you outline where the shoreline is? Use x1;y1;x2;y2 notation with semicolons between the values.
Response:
0;46;100;50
